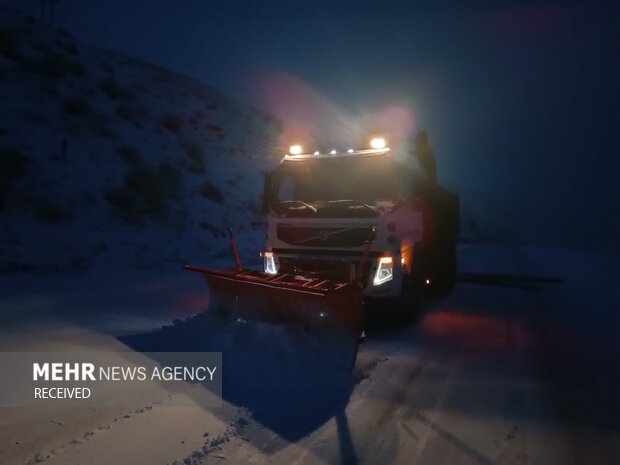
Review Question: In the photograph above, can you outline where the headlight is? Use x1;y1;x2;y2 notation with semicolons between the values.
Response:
289;145;302;155
373;256;393;286
263;251;278;274
370;137;386;149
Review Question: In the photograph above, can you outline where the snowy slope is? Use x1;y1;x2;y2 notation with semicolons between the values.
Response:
0;8;281;275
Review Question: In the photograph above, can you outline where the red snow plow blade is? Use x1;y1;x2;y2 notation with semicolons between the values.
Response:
184;266;364;335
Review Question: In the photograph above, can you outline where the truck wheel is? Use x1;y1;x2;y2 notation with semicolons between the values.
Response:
428;244;456;296
396;279;418;324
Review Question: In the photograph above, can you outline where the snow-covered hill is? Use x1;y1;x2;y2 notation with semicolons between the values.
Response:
0;8;281;275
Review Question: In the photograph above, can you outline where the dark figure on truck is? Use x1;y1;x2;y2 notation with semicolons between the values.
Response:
412;131;437;183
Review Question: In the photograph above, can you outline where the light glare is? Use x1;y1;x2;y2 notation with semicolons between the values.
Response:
289;145;303;155
370;138;386;149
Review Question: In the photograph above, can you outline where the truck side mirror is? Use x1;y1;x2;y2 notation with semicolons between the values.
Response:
261;172;275;213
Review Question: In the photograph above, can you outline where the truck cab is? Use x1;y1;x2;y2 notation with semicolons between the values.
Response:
261;138;459;309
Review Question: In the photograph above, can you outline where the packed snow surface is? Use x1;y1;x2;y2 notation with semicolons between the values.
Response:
0;244;617;465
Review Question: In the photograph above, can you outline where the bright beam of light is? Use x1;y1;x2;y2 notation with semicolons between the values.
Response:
370;138;386;149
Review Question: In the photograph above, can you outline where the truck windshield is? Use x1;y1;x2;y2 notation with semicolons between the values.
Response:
275;158;403;204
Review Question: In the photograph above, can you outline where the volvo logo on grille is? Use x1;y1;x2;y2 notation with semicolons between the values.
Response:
318;230;329;241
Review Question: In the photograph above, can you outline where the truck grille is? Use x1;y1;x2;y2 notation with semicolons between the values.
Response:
276;226;375;247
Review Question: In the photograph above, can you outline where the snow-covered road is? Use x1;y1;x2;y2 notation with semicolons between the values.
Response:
0;245;618;465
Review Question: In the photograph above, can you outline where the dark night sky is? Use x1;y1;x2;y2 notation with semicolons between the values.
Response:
6;0;619;252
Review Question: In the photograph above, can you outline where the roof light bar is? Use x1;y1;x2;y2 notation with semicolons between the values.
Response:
289;145;303;155
370;138;386;149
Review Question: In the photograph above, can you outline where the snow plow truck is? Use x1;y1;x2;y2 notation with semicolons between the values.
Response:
186;134;459;371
